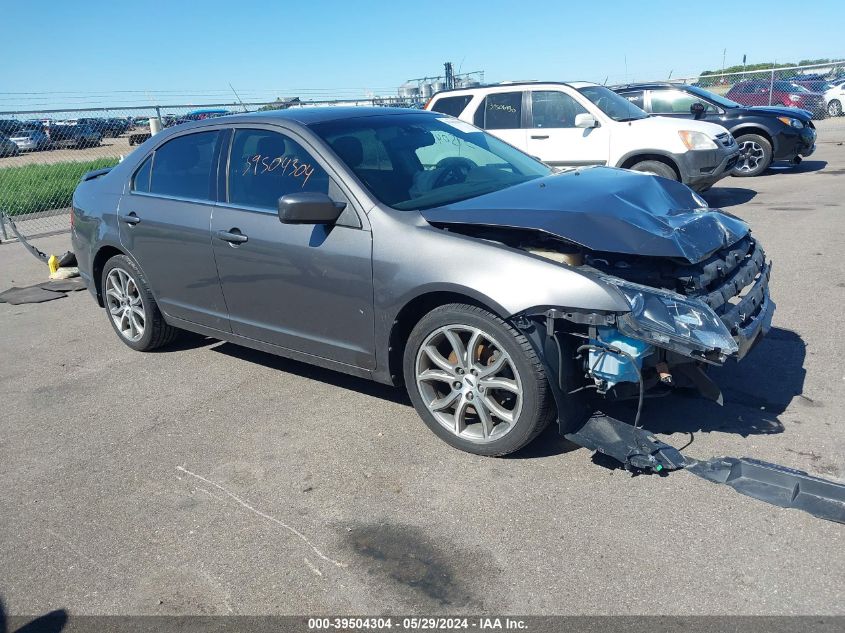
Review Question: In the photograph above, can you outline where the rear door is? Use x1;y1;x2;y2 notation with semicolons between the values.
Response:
119;129;230;330
524;89;609;166
470;91;527;150
210;126;375;369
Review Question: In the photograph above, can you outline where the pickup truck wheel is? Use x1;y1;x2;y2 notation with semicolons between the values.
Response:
829;100;842;117
102;255;179;352
404;304;555;456
629;160;677;181
731;134;772;177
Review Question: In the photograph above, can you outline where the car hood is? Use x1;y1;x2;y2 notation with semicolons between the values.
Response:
632;114;728;137
421;166;750;264
728;106;813;123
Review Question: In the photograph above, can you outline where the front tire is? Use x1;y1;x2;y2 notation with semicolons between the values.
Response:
102;254;179;351
731;134;772;177
629;160;678;181
829;100;842;117
403;304;555;456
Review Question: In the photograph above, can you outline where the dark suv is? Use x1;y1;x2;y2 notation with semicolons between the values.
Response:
613;83;816;177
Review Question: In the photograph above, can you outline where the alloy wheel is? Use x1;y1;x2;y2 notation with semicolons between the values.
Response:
415;324;523;443
105;267;145;342
735;140;765;173
829;100;842;117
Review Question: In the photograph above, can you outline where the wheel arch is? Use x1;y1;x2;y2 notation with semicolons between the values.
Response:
91;244;127;307
731;125;775;152
386;289;507;388
616;152;681;180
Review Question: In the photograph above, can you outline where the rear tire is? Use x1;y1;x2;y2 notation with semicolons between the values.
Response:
403;303;555;456
731;134;772;177
629;160;678;181
101;254;179;352
829;100;842;117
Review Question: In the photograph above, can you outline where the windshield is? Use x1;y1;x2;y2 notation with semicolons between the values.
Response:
577;85;648;121
686;85;742;109
310;113;551;211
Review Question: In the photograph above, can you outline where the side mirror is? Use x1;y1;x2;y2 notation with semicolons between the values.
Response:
278;192;346;224
574;113;599;128
690;102;706;118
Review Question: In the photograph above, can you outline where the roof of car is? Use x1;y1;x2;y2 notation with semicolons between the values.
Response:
222;106;434;125
613;82;687;91
430;81;599;98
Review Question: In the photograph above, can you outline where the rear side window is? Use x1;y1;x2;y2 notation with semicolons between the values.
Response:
473;92;522;130
619;91;644;109
149;131;219;200
132;155;152;193
530;91;588;128
429;95;472;117
227;129;329;210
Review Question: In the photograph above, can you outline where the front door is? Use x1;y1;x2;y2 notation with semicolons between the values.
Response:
647;89;717;121
524;90;609;166
119;129;229;330
210;127;375;369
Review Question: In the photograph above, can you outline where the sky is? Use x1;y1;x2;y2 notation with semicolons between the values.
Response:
1;0;843;112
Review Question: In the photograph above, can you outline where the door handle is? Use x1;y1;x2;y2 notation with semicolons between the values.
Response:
123;212;141;225
215;229;248;244
530;135;550;140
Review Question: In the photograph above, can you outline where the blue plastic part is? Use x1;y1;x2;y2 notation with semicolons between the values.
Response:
588;327;654;387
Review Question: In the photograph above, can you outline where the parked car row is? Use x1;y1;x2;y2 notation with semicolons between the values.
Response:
0;118;109;153
613;83;817;177
425;80;819;184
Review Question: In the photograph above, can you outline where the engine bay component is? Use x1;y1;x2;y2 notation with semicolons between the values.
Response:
587;327;653;390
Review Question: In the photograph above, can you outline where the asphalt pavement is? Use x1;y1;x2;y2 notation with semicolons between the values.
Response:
0;135;843;616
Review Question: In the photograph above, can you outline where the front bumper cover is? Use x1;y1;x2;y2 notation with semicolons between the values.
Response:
674;143;740;190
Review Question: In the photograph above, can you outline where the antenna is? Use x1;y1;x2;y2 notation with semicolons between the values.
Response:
228;83;248;112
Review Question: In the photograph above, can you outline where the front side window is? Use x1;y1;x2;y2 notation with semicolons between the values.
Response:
228;129;329;210
149;131;219;200
473;92;522;129
429;95;472;118
649;89;714;114
311;113;550;211
531;91;589;128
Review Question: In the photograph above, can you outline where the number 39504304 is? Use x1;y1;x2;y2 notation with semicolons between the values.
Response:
242;154;315;187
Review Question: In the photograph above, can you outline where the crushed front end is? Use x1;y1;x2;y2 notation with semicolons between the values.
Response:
578;234;774;402
512;233;775;473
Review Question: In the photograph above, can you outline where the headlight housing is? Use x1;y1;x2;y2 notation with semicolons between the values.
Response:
678;130;718;150
603;277;738;362
777;116;804;129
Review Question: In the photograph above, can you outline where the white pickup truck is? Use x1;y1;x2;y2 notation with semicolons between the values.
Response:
425;81;740;191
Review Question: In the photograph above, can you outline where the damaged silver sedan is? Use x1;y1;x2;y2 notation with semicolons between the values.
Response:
72;108;774;460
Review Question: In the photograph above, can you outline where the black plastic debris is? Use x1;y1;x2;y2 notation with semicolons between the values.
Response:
564;412;687;474
38;277;87;293
687;457;845;524
0;286;66;305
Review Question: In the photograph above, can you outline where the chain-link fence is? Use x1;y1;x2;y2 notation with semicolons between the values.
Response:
617;61;845;118
0;96;418;252
2;60;844;254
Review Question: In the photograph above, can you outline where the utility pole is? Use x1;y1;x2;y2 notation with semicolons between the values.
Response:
722;48;727;76
444;62;454;90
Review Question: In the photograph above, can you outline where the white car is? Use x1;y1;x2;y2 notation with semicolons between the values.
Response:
425;81;739;191
824;80;845;116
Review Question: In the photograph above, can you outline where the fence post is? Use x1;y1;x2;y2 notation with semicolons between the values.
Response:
769;69;775;106
0;211;8;243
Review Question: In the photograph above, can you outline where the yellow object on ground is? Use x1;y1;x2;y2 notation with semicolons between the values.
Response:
48;254;60;274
